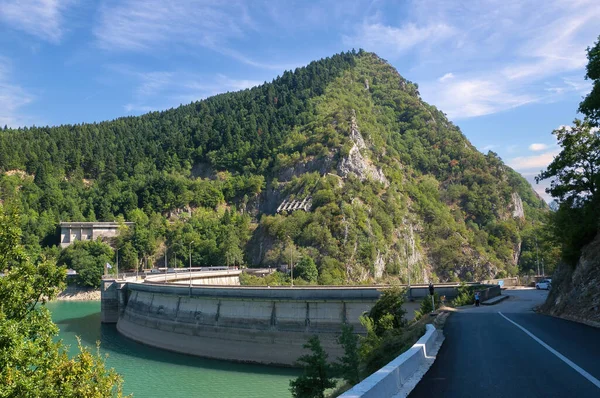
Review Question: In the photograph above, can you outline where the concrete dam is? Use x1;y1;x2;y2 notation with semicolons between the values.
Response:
102;273;492;366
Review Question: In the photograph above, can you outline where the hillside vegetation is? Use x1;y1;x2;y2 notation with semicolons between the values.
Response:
0;50;552;284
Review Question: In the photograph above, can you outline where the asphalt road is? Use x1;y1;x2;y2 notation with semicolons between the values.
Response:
409;289;600;398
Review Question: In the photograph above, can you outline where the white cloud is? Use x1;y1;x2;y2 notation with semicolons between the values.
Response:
342;22;456;56
438;73;454;82
520;172;553;202
111;66;262;114
529;143;548;151
507;149;560;201
0;58;34;127
0;0;74;43
423;77;536;119
369;0;600;119
95;1;243;51
507;150;560;170
93;0;287;70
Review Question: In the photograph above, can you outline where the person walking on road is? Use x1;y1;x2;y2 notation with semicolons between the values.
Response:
475;291;480;307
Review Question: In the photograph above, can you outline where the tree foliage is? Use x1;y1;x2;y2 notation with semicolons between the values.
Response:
58;240;113;287
579;35;600;124
334;324;360;386
537;120;600;204
538;35;600;267
0;204;125;397
289;335;336;398
294;256;319;283
367;287;407;336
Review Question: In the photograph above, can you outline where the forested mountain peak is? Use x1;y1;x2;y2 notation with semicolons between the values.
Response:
0;50;552;283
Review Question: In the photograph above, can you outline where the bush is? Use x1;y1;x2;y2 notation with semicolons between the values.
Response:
334;324;360;385
239;270;289;286
367;286;407;336
414;293;440;321
58;240;113;288
289;336;336;398
452;283;476;307
361;321;426;376
294;256;318;283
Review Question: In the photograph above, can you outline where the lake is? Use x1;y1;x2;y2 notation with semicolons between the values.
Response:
47;301;298;397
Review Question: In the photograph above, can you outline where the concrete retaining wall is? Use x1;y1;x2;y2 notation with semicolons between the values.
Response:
340;324;441;398
480;277;519;287
478;285;501;302
101;280;126;323
115;283;380;365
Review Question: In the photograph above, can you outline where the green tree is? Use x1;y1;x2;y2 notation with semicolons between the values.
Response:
367;287;407;336
414;293;440;320
0;205;126;397
334;323;360;386
294;256;318;283
536;119;600;265
579;35;600;124
537;119;600;204
221;229;243;267
58;240;113;287
289;335;336;398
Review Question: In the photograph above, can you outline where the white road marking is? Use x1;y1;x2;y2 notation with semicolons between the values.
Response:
498;311;600;389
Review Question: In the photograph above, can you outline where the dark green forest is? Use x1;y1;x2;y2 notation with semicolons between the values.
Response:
0;50;555;287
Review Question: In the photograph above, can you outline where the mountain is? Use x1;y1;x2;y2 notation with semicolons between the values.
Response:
0;50;548;283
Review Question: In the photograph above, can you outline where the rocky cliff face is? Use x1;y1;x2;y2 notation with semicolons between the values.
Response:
542;233;600;326
337;112;388;186
511;192;525;219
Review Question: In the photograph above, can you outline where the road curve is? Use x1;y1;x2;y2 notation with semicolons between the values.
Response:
409;290;600;398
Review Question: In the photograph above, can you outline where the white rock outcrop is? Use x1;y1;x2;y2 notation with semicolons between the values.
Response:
511;192;525;219
337;112;389;186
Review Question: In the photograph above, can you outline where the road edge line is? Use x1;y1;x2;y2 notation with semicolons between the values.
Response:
498;311;600;389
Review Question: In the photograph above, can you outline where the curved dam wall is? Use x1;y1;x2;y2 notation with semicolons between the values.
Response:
104;280;498;366
144;270;242;286
115;283;380;366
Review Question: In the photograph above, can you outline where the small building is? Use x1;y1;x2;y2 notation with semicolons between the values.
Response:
59;222;134;248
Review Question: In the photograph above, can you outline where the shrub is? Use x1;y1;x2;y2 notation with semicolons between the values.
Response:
289;336;336;398
367;286;407;336
334;324;360;386
414;293;440;321
452;283;476;307
294;256;318;283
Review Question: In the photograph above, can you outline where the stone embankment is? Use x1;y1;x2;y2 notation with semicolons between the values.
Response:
55;286;101;301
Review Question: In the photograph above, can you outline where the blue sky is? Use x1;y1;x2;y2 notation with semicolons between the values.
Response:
1;0;599;200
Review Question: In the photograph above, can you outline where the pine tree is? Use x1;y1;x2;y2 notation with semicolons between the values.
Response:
335;323;360;386
289;335;336;398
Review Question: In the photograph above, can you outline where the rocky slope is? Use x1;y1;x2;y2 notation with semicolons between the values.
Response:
541;233;600;326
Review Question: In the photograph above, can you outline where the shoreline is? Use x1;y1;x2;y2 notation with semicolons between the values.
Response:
55;286;101;301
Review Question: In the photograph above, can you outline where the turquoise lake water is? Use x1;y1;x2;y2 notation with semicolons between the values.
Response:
47;301;298;398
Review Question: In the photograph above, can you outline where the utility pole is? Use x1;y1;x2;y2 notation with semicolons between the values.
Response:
116;248;119;280
189;241;194;293
405;239;412;301
165;248;168;283
290;241;294;288
287;235;294;288
535;237;540;277
542;258;545;277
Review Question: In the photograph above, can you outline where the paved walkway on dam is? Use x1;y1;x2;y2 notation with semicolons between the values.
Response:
409;289;600;398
